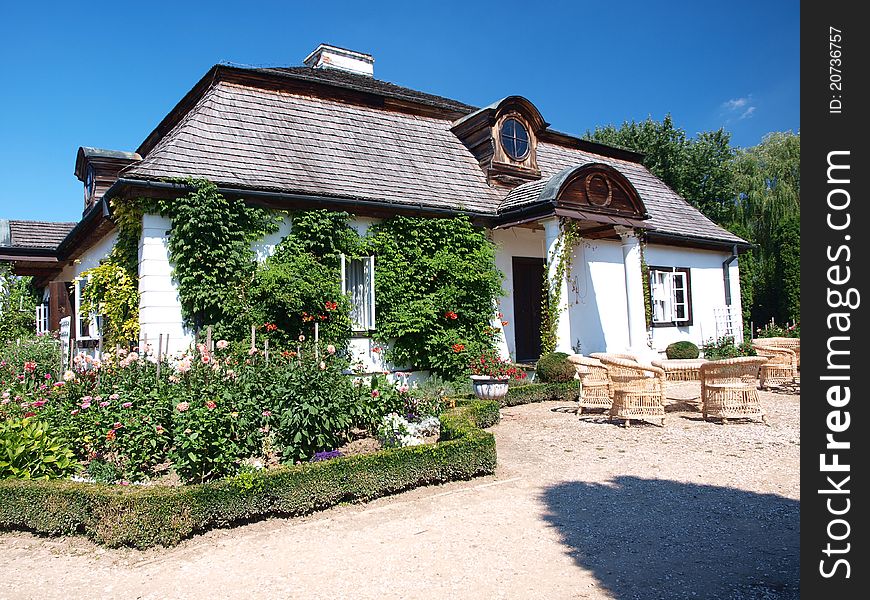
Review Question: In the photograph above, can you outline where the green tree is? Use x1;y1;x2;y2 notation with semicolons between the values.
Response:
0;264;40;343
730;131;800;326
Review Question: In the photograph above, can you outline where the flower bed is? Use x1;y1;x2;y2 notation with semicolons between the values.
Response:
0;399;498;548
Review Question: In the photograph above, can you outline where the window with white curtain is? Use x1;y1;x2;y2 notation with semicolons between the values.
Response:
35;304;50;334
649;266;692;326
341;255;375;331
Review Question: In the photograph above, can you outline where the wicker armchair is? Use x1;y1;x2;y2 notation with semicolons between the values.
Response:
699;356;769;424
567;355;612;415
754;336;800;368
751;341;798;387
589;352;640;363
597;356;666;427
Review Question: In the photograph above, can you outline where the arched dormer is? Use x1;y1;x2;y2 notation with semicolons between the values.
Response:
451;96;548;185
542;163;649;219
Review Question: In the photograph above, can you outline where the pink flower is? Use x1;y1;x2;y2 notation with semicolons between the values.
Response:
80;401;91;410
205;400;217;410
326;344;336;355
44;373;52;380
177;359;192;374
176;401;190;412
121;402;133;408
319;361;326;370
23;361;37;373
53;381;65;387
201;354;211;364
128;352;139;361
70;409;79;415
113;422;123;430
0;399;8;405
216;340;229;350
371;390;380;398
63;370;75;382
155;425;165;434
32;400;47;408
248;347;258;356
109;393;120;401
262;410;272;417
100;401;110;408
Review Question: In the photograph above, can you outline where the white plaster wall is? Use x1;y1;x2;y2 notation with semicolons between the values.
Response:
644;244;742;352
566;239;631;355
56;231;118;282
252;217;293;262
138;213;192;356
491;227;547;361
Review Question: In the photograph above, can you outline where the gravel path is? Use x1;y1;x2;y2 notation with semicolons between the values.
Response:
0;383;799;599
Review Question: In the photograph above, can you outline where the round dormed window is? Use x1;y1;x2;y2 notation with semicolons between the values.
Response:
500;117;530;160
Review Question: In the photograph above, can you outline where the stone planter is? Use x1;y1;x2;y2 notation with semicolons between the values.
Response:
470;375;510;401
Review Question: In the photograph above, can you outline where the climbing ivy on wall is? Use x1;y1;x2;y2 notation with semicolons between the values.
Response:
369;215;503;380
639;236;652;330
540;219;581;354
153;180;282;331
80;199;145;347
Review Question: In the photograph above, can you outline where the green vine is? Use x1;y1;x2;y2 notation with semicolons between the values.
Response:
540;219;581;354
369;215;503;380
153;180;282;331
80;199;145;347
639;235;652;329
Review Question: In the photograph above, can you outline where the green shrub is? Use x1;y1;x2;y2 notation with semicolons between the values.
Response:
452;381;579;408
666;341;700;359
0;418;77;480
0;401;498;548
701;336;757;360
535;352;575;382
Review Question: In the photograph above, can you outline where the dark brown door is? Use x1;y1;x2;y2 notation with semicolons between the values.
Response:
512;257;545;363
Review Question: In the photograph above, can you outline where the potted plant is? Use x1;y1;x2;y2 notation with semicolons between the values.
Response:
469;350;526;401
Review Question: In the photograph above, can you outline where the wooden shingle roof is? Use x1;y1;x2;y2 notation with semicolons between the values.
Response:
0;220;76;249
122;65;745;246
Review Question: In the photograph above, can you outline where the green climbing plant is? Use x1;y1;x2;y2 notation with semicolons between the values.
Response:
80;199;145;347
540;219;581;353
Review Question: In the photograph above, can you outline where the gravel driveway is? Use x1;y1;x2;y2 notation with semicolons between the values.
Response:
0;382;800;600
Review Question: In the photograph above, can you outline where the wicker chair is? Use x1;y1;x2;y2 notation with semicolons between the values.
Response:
597;356;666;427
589;352;640;363
751;341;798;387
699;356;769;424
567;355;612;416
754;336;800;368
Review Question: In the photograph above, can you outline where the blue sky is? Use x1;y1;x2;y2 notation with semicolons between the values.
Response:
0;0;799;223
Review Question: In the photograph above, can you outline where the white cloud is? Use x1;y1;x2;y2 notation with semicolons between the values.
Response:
724;97;748;110
739;106;756;119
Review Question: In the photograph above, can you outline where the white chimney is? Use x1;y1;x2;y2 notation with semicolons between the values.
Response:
303;44;374;77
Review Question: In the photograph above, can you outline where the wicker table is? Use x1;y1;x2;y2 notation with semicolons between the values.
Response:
651;359;708;382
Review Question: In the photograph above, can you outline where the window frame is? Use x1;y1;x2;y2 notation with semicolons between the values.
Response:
499;117;531;161
647;266;693;327
340;254;376;333
35;303;50;334
73;277;100;340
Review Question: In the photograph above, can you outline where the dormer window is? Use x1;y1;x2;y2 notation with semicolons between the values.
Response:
500;118;530;160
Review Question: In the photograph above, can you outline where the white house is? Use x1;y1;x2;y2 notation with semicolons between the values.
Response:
1;44;748;372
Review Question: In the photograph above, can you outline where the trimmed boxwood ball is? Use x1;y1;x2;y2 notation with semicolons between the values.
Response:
535;352;575;383
666;341;700;359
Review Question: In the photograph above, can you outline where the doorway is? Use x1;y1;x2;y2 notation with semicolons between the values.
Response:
512;257;545;363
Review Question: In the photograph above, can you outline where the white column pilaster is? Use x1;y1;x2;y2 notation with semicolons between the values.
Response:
615;226;648;353
543;218;573;354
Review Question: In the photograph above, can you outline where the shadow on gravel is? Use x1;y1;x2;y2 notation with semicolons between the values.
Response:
541;477;799;599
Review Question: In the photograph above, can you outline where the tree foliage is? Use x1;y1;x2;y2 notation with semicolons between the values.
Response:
0;264;40;343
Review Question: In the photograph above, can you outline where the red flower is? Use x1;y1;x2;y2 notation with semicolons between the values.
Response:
501;320;509;327
23;411;36;418
106;429;116;441
206;400;217;410
23;362;37;373
325;301;338;311
452;343;465;353
444;311;458;320
263;322;278;332
372;346;382;354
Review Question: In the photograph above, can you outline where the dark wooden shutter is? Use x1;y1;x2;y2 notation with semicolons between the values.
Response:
48;281;73;334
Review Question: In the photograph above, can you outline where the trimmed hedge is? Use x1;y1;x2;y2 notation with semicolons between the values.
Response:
0;400;498;549
534;352;575;382
454;381;580;408
666;341;700;359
